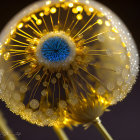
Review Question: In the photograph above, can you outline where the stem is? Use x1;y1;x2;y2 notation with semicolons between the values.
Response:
53;126;69;140
0;111;17;140
93;117;113;140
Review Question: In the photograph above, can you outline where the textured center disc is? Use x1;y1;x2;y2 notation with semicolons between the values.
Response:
41;37;70;62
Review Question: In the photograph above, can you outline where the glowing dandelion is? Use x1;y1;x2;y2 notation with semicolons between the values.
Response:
0;0;139;140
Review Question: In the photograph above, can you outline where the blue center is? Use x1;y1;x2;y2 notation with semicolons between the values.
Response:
41;37;70;62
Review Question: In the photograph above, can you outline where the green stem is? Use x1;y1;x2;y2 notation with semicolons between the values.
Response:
53;126;69;140
93;117;113;140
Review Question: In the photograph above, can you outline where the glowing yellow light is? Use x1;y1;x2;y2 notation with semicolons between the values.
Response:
97;19;103;25
122;42;126;48
91;87;96;93
89;7;94;12
23;16;31;22
17;23;23;29
50;7;57;14
105;21;111;27
127;52;131;57
36;19;42;25
98;96;110;105
74;0;78;2
97;12;104;17
125;65;130;69
59;0;65;2
109;36;116;40
68;3;74;7
112;27;119;33
45;7;50;12
85;0;89;4
76;14;83;20
46;1;51;5
0;50;2;56
4;52;10;61
76;6;83;12
72;8;78;14
5;39;10;45
63;118;69;125
39;12;44;17
31;14;38;20
10;29;15;35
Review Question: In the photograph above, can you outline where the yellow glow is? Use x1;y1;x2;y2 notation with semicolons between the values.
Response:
125;65;130;69
5;39;10;45
122;42;126;48
127;52;131;57
98;96;110;105
23;16;31;22
105;21;111;27
39;12;44;17
10;29;15;35
17;23;23;29
59;0;65;2
89;7;94;12
31;14;38;20
0;50;2;56
63;118;69;125
45;7;50;13
112;27;119;33
0;44;2;48
109;36;116;40
97;12;104;17
76;14;83;20
36;19;42;25
46;1;51;5
74;0;78;2
50;7;57;14
97;19;103;25
72;8;78;14
4;52;10;61
76;6;83;12
68;3;74;8
91;87;96;93
85;0;89;4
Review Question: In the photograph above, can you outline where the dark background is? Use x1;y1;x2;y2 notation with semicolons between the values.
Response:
0;0;140;140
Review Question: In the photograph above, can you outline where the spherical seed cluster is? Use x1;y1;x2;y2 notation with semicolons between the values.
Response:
0;0;138;127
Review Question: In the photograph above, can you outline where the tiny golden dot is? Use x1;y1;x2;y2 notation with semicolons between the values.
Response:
50;7;57;14
97;19;103;25
46;1;51;5
17;23;23;29
112;27;119;33
76;6;83;12
85;0;89;4
72;8;78;14
76;14;83;20
68;3;74;8
105;21;111;27
44;7;50;12
31;14;38;20
125;65;130;69
127;52;131;57
36;19;42;25
4;52;10;61
89;7;94;12
39;12;44;17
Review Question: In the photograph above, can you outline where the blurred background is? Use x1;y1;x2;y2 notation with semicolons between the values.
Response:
0;0;140;140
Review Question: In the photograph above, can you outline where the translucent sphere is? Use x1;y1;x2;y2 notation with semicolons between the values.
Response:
0;0;139;127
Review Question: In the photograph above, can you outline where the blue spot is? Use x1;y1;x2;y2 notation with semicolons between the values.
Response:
41;37;70;62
